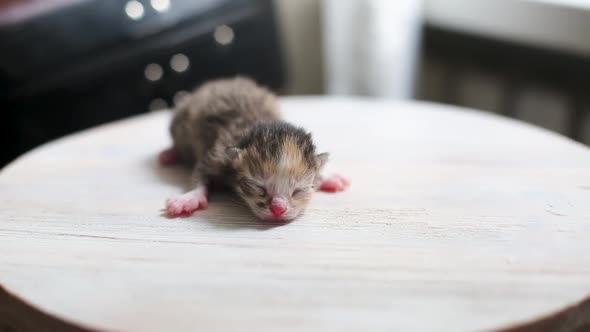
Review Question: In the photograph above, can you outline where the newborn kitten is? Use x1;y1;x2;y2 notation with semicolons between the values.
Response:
160;77;349;221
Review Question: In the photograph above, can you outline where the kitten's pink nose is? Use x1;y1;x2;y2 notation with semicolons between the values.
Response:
270;196;287;217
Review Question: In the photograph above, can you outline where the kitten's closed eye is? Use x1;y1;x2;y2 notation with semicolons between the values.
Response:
240;179;266;197
292;187;310;197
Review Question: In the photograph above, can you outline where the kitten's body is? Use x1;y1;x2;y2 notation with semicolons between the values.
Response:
168;77;279;187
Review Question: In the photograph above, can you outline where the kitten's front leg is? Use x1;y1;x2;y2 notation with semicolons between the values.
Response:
165;168;208;217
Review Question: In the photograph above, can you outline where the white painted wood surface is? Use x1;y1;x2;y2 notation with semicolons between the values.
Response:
1;97;590;332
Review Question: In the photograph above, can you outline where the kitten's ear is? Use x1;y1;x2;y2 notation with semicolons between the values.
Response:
226;147;242;161
316;152;329;169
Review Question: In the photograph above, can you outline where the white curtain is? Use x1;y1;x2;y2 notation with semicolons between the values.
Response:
322;0;423;99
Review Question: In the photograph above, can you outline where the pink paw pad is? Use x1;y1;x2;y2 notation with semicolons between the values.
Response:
166;191;208;217
319;174;350;193
159;148;179;166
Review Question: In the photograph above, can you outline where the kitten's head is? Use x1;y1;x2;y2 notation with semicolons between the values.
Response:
229;122;327;222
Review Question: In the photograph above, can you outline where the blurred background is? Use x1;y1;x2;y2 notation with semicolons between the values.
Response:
2;0;590;167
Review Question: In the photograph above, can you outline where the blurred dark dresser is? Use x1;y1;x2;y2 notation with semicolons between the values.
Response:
0;0;285;167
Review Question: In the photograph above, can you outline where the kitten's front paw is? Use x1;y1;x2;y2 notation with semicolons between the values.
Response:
318;174;350;193
166;190;208;217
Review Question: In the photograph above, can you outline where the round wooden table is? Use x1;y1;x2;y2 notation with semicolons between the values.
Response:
1;97;590;332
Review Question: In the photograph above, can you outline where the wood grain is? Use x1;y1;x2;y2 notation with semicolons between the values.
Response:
1;97;590;332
